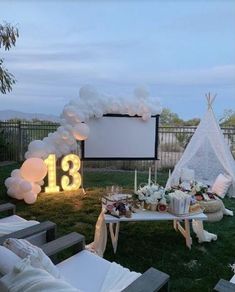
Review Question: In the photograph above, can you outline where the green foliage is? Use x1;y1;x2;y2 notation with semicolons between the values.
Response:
160;108;184;126
220;109;235;127
0;59;16;94
160;108;201;126
0;22;19;94
176;132;193;148
183;118;200;126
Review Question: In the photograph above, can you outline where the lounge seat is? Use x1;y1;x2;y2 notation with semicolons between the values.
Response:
214;275;235;291
41;232;170;292
0;203;56;246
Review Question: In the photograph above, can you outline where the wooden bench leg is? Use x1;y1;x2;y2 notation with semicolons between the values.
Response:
175;219;192;249
184;219;192;249
173;219;178;231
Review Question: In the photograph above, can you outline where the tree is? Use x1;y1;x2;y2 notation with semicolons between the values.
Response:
220;109;235;127
183;118;200;126
0;22;19;94
160;108;184;125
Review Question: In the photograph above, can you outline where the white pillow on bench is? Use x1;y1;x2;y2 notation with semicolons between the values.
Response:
4;238;61;279
0;246;21;276
0;257;82;292
212;174;232;199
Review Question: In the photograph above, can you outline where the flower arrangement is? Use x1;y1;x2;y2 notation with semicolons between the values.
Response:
135;183;165;204
173;180;208;194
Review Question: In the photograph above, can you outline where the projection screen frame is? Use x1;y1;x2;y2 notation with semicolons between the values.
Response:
81;114;159;161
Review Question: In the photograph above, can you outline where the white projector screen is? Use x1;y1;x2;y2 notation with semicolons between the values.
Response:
82;115;159;160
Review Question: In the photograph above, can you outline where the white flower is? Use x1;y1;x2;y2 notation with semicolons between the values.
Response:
138;193;145;201
153;190;163;199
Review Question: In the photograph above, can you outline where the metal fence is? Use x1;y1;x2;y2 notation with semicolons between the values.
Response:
0;121;234;170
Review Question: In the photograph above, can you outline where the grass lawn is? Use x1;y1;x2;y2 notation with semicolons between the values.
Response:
1;163;235;291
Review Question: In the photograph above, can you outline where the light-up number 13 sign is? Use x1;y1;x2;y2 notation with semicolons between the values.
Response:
44;154;81;193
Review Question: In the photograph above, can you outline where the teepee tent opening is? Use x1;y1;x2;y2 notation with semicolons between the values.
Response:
166;93;235;197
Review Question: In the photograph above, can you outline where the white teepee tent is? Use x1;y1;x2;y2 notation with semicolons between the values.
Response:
166;94;235;197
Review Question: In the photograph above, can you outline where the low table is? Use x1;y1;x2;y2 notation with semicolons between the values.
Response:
105;211;207;253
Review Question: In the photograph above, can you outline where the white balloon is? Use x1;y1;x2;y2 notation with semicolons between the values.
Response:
11;169;21;178
66;136;76;145
142;112;151;121
57;126;65;133
79;85;98;100
29;150;48;159
61;130;70;140
19;181;32;193
72;123;90;141
15;192;25;200
28;140;47;158
134;86;149;99
36;180;44;186
5;177;15;188
7;188;15;198
24;151;31;159
13;177;23;186
32;183;41;194
70;142;78;151
64;105;77;117
64;124;74;133
24;191;37;204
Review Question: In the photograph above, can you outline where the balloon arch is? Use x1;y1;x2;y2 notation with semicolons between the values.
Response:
5;86;162;204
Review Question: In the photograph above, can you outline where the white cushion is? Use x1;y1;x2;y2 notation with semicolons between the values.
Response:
0;215;46;246
180;168;195;182
231;275;235;284
4;238;61;279
212;174;232;198
0;257;81;292
0;246;21;276
57;250;110;292
0;215;26;224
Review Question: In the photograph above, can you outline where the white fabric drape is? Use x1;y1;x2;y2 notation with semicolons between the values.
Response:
86;211;107;257
192;220;217;243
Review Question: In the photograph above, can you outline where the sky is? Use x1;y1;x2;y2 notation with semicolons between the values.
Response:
0;0;235;120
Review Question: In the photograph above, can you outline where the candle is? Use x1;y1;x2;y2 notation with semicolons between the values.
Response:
148;167;151;185
168;169;171;178
154;164;157;184
134;169;137;193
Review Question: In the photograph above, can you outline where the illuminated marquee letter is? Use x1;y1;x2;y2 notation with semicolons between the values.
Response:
44;154;60;193
61;154;81;191
44;154;82;193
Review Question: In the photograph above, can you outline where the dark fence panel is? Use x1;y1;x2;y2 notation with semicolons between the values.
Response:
0;121;234;171
0;121;59;162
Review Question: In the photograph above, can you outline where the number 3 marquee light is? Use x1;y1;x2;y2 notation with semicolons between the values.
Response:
44;154;82;193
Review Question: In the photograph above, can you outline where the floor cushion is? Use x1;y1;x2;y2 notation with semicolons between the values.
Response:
198;200;222;213
206;210;223;222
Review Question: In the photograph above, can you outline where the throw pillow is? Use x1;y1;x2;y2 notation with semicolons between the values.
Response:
3;238;61;279
212;174;232;198
0;257;82;292
0;246;21;276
